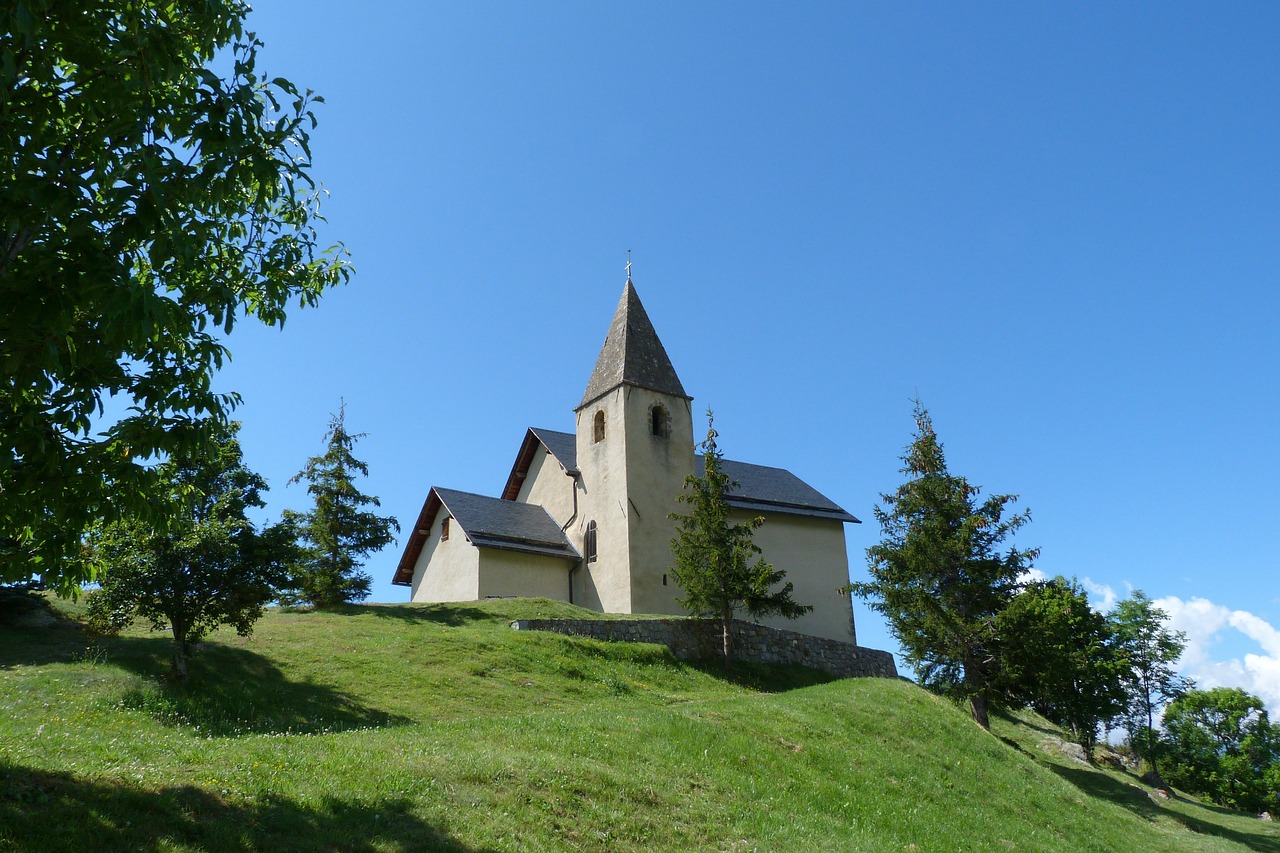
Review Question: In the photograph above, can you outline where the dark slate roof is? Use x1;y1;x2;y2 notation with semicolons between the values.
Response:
435;487;581;560
578;280;690;409
530;427;578;475
500;428;579;501
699;455;861;524
519;428;859;523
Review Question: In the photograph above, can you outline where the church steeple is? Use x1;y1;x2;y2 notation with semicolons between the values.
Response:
577;279;689;410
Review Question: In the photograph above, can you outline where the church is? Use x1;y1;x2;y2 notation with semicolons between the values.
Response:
393;276;864;644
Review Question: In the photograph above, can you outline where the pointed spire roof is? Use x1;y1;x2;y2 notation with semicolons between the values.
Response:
577;279;690;410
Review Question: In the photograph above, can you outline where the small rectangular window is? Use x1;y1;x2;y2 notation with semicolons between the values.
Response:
441;517;450;541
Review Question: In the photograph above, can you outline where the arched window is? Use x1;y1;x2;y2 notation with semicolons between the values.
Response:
593;410;606;443
650;404;671;438
585;520;598;563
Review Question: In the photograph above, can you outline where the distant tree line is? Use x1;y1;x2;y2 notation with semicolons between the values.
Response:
86;406;398;679
853;402;1279;815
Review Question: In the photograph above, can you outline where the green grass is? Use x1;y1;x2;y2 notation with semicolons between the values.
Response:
1;593;1277;852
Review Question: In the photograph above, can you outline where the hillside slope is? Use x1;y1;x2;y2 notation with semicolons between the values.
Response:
1;596;1276;852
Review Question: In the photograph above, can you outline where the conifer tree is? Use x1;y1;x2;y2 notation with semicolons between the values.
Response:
288;403;399;608
849;402;1038;729
669;411;811;660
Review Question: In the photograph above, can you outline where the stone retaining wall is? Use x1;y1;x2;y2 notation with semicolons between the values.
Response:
509;617;898;679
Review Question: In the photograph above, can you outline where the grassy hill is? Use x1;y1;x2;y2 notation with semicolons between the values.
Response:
1;595;1277;852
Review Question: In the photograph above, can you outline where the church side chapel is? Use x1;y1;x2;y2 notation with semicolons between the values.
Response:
394;274;863;644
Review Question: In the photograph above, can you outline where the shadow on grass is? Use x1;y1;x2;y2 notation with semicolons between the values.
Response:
1;615;407;737
363;602;497;627
104;635;412;737
990;707;1061;738
1045;761;1280;852
0;762;490;853
683;657;836;693
0;619;91;668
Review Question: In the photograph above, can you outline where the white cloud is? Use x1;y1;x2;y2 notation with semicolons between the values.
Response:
1155;596;1280;712
1081;577;1118;612
1018;568;1047;585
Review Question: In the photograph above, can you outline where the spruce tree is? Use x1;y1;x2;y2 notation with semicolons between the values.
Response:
669;411;811;660
288;403;399;608
849;401;1038;729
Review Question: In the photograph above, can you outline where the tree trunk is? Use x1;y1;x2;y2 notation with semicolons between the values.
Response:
171;627;189;680
721;605;734;664
969;690;990;730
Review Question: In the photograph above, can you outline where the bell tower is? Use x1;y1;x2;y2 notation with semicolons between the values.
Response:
572;275;694;614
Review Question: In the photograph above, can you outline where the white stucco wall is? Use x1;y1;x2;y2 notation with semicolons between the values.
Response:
410;508;480;602
623;386;694;617
573;386;634;614
477;549;573;600
736;510;856;644
515;444;576;526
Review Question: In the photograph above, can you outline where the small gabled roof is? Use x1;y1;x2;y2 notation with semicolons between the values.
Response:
501;427;578;500
578;279;690;410
700;456;861;524
392;486;580;586
436;488;581;558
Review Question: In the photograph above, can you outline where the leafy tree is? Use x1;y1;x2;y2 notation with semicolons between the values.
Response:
1161;687;1279;813
1;1;350;591
86;423;296;678
1107;590;1190;774
288;404;399;608
848;402;1038;729
997;577;1128;757
669;411;811;660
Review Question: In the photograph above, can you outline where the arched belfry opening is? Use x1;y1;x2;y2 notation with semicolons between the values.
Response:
650;404;671;438
593;410;605;443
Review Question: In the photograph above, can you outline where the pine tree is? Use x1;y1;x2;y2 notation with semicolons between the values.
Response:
288;403;399;608
669;411;811;661
848;401;1038;729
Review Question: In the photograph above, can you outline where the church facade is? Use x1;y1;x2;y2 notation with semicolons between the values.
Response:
393;278;863;644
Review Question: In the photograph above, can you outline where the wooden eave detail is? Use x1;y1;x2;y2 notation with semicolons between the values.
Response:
501;429;543;501
392;488;443;586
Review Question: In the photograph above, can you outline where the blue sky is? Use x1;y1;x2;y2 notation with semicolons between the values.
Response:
210;2;1278;707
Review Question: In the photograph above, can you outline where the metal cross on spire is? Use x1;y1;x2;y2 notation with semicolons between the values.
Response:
625;249;632;283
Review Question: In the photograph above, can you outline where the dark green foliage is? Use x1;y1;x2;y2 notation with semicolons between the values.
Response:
287;404;399;608
1161;687;1280;813
997;577;1128;757
86;423;297;678
849;402;1038;729
669;411;811;660
0;1;350;591
1107;590;1190;774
